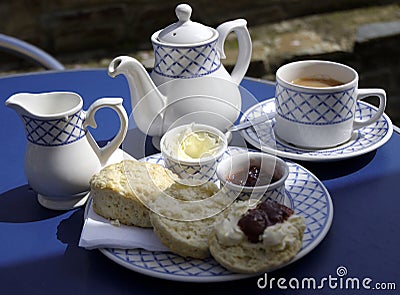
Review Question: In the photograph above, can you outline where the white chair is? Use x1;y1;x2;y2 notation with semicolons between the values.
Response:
0;34;64;70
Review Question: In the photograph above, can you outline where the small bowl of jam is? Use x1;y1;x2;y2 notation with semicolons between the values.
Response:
216;151;289;204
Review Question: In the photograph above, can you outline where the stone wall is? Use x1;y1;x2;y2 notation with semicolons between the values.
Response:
0;0;397;60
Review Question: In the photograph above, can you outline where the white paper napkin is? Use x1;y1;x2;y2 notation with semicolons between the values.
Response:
79;201;169;251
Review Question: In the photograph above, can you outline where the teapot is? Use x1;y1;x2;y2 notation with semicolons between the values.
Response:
108;3;252;144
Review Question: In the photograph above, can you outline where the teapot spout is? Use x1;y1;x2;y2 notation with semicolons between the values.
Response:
108;56;166;136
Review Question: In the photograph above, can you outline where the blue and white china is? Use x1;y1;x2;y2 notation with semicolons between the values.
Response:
241;98;393;161
5;91;128;210
275;60;386;149
98;147;333;282
160;123;227;185
108;4;252;142
216;151;288;204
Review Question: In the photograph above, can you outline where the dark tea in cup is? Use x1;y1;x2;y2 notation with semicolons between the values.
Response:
291;76;343;88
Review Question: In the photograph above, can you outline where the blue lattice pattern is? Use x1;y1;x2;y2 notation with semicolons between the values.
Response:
112;249;231;277
160;156;220;185
152;40;220;78
275;83;356;125
285;164;330;249
225;185;286;205
22;111;86;146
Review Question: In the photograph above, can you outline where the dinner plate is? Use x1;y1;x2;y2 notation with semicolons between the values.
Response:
240;98;393;161
98;147;333;282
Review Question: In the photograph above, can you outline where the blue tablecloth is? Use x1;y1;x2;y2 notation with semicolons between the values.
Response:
0;69;399;294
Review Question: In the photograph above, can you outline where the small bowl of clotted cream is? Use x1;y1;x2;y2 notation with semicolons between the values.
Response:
160;123;228;186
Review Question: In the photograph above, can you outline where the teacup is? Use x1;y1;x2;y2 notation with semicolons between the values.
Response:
216;152;289;205
160;123;228;186
274;60;386;149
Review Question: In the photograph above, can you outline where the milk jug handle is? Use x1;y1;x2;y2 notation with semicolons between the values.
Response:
216;19;252;85
83;98;128;166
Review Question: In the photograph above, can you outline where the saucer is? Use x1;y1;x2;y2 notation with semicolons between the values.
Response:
98;147;333;282
240;98;393;162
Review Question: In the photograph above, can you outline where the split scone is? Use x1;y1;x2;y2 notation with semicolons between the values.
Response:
208;199;306;273
149;182;222;259
90;160;175;228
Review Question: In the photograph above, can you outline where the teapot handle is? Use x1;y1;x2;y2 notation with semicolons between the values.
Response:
216;19;252;85
83;97;128;166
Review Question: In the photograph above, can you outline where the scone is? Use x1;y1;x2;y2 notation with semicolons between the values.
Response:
90;160;175;228
208;199;306;273
149;182;221;259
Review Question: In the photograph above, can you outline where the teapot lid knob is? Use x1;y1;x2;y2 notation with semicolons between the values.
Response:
176;4;192;23
156;3;215;44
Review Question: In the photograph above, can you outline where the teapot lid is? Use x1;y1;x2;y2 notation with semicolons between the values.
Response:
157;4;215;44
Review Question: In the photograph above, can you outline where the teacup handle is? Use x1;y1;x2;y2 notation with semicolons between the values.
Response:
216;19;252;85
83;97;128;166
353;89;386;130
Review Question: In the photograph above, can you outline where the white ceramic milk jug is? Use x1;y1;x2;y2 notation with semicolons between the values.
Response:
5;91;128;210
